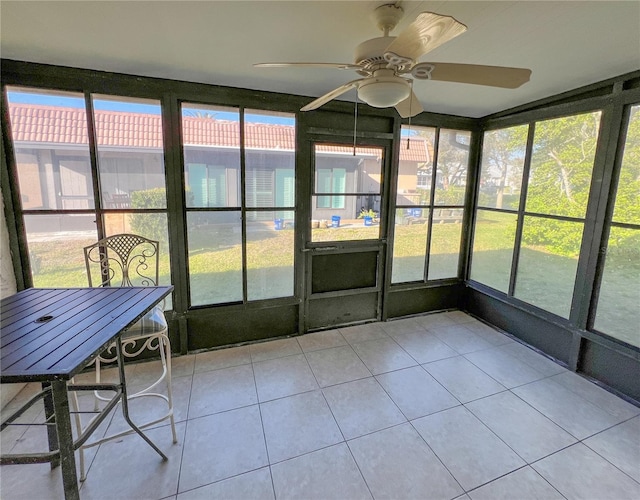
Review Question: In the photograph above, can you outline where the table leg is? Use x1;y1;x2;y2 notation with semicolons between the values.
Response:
51;380;80;500
41;381;61;469
115;338;168;461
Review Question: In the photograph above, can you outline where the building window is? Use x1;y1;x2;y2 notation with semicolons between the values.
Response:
316;168;346;209
186;164;228;207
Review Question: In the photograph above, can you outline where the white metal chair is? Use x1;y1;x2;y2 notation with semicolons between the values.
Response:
71;233;176;481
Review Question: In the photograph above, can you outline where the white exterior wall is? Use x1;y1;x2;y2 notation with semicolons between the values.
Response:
0;188;25;409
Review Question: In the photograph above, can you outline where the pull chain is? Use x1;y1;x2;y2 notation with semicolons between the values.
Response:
407;80;413;149
353;97;358;155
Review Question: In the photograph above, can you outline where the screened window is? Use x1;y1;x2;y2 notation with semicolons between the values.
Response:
245;110;295;301
392;126;469;283
517;217;583;317
183;105;241;306
94;96;167;209
6;89;171;296
472;112;602;320
514;112;601;317
92;96;171;302
9;89;93;212
183;105;296;305
477;125;528;210
311;145;383;242
470;211;518;293
434;130;470;206
594;104;640;346
470;125;528;292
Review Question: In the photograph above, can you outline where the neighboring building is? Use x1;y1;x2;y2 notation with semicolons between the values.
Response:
8;103;432;228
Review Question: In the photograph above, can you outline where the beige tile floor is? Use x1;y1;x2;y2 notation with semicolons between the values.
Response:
1;311;639;499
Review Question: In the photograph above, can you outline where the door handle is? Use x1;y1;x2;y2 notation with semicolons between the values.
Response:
303;246;338;252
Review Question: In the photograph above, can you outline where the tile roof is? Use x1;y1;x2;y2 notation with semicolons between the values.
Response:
8;103;430;162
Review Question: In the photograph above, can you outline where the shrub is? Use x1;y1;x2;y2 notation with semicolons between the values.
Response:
130;188;167;242
358;208;378;219
522;217;584;257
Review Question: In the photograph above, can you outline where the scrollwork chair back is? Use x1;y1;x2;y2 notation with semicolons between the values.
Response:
84;233;160;289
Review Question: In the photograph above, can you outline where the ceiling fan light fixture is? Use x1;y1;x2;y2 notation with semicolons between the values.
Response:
357;77;411;108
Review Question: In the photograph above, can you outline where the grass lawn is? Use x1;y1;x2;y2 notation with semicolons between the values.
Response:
188;223;295;305
471;212;638;346
470;212;580;317
25;214;638;347
29;236;101;288
391;221;462;281
594;256;640;347
311;220;380;242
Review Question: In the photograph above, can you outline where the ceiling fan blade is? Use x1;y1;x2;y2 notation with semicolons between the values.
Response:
385;12;467;62
254;62;362;70
423;63;532;88
395;90;423;118
300;79;365;112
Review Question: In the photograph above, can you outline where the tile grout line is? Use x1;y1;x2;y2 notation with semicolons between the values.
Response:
172;362;195;498
298;338;349;446
577;421;640;487
510;377;635;441
463;463;569;500
463;395;571;465
406;418;467;496
249;355;277;499
300;335;388;500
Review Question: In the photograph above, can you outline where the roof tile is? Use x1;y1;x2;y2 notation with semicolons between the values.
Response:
8;103;430;161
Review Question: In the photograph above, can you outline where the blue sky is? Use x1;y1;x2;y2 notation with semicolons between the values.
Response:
401;127;420;137
8;91;161;114
8;91;295;125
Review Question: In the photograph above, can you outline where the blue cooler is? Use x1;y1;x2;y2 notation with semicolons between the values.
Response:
331;215;341;227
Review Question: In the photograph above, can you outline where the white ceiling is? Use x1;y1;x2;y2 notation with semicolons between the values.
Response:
1;1;639;118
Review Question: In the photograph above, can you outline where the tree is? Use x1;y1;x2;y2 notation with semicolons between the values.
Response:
183;110;218;119
480;125;528;209
519;112;600;256
612;105;640;226
527;113;600;218
607;104;640;262
435;130;471;205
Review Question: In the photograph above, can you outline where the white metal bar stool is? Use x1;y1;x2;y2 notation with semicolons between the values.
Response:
71;233;177;481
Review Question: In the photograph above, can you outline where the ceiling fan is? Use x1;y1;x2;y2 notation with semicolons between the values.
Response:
254;3;532;118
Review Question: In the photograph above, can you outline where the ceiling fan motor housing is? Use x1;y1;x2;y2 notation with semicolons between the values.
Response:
354;36;397;70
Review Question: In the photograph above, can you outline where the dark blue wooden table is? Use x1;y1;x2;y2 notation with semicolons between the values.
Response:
0;286;173;500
